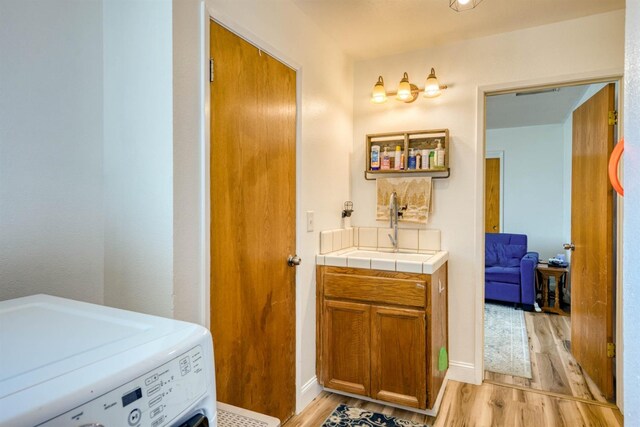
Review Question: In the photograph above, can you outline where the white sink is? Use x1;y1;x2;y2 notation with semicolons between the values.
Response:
317;247;448;274
342;250;435;263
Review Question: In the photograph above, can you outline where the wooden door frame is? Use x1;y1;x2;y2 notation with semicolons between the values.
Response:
475;71;624;407
485;151;504;233
202;6;304;413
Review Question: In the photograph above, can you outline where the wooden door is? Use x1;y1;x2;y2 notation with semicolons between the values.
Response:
485;158;500;233
570;83;615;400
322;300;371;396
370;306;426;409
209;21;297;422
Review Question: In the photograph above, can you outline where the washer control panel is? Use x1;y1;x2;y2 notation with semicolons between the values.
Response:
39;346;207;427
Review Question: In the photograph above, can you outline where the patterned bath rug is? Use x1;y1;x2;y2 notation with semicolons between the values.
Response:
321;404;429;427
484;302;533;379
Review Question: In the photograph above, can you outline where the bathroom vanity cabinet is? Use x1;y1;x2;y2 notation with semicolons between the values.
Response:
316;263;448;410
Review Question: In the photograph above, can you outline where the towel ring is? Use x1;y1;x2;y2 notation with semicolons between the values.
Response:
608;139;624;197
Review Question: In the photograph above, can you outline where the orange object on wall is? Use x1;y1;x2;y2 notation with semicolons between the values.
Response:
609;139;624;196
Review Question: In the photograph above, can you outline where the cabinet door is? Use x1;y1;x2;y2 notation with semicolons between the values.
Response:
322;300;371;395
428;263;448;408
371;306;426;409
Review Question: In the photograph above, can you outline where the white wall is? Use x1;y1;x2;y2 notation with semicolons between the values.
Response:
103;0;175;318
172;0;206;325
352;10;625;383
179;0;354;412
0;1;104;304
486;125;565;260
623;0;639;421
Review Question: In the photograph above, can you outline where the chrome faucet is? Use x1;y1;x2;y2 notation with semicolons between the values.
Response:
388;191;399;252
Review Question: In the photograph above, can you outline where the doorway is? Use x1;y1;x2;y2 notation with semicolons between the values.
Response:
209;20;297;422
482;80;620;404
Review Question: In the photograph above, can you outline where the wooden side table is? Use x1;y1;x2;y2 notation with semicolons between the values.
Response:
536;263;569;316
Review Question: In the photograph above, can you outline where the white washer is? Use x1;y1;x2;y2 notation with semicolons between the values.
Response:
0;294;217;427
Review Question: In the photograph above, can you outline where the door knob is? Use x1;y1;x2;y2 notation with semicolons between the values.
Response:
563;243;575;251
287;255;302;267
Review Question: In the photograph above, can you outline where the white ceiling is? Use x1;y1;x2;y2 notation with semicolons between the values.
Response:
292;0;625;60
486;85;593;129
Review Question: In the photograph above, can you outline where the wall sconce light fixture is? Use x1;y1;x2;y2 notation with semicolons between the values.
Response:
449;0;484;12
371;69;447;104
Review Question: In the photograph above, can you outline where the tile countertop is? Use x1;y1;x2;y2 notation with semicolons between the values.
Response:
316;247;448;275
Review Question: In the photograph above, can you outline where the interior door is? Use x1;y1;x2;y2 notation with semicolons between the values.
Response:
570;83;615;400
485;157;501;233
209;20;297;422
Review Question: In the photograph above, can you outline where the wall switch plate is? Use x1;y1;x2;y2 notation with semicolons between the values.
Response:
306;211;314;232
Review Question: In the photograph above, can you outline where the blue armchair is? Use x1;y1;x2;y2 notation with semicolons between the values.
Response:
485;233;539;309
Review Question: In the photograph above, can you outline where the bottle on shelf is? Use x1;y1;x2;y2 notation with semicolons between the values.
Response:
421;149;429;170
435;139;445;168
408;148;416;170
416;152;422;170
394;145;402;170
381;147;391;170
371;145;380;170
428;150;435;170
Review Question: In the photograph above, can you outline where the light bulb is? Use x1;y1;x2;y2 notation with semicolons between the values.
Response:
424;68;441;98
458;0;471;4
396;72;412;101
371;76;387;103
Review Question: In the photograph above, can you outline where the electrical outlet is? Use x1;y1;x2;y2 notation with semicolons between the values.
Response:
306;211;314;232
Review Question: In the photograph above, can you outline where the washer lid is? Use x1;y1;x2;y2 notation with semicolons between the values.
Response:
0;294;191;399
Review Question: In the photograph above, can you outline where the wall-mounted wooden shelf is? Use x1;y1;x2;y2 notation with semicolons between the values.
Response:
365;129;450;180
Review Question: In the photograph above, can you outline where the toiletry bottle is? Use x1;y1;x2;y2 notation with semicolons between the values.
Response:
394;145;402;170
416;152;421;170
371;145;380;170
421;149;429;169
381;147;390;170
400;151;405;170
428;150;435;170
435;139;445;168
408;148;416;170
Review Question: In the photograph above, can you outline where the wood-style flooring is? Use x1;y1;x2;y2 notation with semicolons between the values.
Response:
283;382;623;427
484;311;608;403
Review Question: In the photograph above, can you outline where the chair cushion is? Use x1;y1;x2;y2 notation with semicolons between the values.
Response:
499;244;527;267
485;242;526;267
485;266;520;284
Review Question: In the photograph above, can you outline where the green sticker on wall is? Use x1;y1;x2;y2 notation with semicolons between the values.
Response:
438;347;448;371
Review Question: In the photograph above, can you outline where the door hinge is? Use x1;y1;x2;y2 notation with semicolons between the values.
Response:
607;342;616;358
209;58;214;83
609;110;618;126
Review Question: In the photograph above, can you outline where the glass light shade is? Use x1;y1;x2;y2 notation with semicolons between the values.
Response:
424;68;441;98
371;76;387;103
396;72;412;101
449;0;483;12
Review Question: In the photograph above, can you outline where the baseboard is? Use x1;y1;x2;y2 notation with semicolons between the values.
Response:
448;361;479;384
297;376;322;414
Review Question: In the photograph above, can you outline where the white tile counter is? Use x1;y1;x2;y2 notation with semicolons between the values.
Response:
316;247;448;274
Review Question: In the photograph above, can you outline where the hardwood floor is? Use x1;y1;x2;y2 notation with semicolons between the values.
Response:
484;311;608;403
284;381;623;427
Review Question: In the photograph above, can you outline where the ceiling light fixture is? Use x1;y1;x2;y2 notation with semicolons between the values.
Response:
449;0;483;12
370;69;448;104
